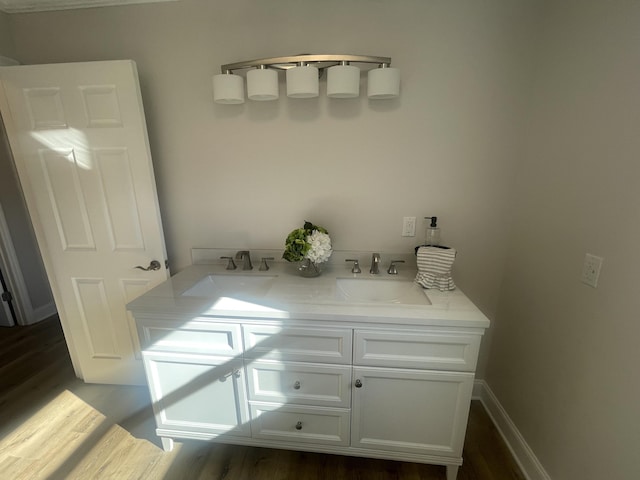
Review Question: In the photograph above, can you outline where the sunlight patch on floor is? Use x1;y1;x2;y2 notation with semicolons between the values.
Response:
0;389;173;479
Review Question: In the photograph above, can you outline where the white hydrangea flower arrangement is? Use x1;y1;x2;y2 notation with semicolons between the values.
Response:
283;221;332;265
305;229;332;263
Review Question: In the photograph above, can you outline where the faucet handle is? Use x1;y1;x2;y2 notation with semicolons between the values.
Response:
345;259;361;274
387;260;405;275
259;257;274;271
220;256;237;270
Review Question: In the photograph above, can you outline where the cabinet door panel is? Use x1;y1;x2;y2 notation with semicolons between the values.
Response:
351;367;473;457
143;351;250;437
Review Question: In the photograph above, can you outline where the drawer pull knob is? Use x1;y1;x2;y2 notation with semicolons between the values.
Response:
355;379;363;388
293;381;301;390
295;421;303;430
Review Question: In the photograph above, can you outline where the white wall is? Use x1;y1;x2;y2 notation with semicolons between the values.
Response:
5;1;640;478
1;114;56;321
1;12;55;323
487;1;640;479
7;0;537;375
0;10;14;57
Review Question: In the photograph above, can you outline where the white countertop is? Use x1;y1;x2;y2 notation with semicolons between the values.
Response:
127;261;490;329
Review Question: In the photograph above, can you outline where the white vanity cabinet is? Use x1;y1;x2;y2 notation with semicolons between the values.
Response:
138;318;250;451
134;316;482;480
128;264;489;480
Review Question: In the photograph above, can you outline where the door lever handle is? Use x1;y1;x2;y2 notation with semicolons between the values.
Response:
135;260;161;271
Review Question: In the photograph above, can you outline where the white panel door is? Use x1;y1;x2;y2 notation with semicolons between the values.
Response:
0;60;169;385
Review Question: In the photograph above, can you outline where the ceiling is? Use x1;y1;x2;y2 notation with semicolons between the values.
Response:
0;0;177;14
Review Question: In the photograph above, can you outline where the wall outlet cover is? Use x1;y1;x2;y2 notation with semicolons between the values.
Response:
402;217;416;237
581;253;603;288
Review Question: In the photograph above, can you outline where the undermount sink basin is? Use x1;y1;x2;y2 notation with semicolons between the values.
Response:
335;278;431;305
181;274;278;298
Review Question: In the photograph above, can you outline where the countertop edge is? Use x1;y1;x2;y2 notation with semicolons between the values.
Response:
127;264;491;329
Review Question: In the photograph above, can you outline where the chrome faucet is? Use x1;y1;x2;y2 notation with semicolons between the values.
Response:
369;253;380;274
235;250;253;270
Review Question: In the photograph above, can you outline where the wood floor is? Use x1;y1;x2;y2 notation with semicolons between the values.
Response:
0;316;525;480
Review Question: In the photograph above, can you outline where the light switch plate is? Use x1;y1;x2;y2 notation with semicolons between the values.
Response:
581;253;603;288
402;217;416;237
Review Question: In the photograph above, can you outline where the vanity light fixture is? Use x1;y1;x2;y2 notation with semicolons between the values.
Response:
212;54;399;104
286;62;319;98
327;61;360;98
212;71;244;104
368;64;400;99
247;65;279;101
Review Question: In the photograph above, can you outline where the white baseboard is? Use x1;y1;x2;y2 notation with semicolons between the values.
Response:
472;379;551;480
31;301;57;324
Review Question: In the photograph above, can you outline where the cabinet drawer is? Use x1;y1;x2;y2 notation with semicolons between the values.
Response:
243;325;352;364
246;361;351;408
138;319;242;356
354;330;481;371
249;402;350;446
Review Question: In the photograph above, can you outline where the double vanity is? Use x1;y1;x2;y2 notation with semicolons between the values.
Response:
127;250;489;480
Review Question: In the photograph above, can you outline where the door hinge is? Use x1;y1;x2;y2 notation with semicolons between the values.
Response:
1;291;13;302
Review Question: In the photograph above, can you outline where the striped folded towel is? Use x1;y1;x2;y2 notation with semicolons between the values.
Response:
415;246;456;291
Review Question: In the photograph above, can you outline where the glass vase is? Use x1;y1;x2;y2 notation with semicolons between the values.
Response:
298;258;322;278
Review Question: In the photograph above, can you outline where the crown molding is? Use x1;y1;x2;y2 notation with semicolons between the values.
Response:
0;0;178;14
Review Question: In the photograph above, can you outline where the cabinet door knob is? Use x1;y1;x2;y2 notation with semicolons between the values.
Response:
354;379;363;388
293;380;301;390
219;369;241;382
295;421;303;430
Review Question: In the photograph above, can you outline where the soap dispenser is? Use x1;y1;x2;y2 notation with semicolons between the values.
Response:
425;216;440;246
415;216;447;254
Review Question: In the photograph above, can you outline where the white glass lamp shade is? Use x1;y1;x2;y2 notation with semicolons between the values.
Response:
247;68;279;101
213;73;245;104
327;64;360;98
367;67;400;99
286;65;319;98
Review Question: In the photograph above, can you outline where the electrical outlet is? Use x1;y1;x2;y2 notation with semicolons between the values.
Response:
581;253;603;288
402;217;416;237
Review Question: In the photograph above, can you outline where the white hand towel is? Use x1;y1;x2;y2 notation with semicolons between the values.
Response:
415;246;456;291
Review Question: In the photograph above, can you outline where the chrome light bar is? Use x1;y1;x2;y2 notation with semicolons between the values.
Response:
219;54;392;73
213;54;399;104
